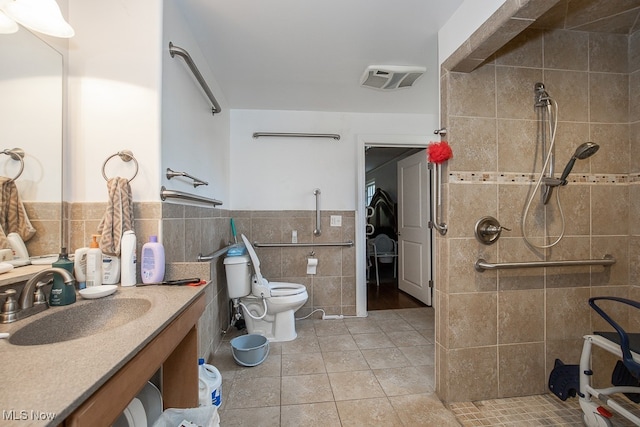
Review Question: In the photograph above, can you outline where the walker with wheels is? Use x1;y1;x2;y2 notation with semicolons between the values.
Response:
548;296;640;426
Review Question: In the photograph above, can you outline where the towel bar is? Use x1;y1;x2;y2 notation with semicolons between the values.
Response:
160;186;222;207
475;254;615;272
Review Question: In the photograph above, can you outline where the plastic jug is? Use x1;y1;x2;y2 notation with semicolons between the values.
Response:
198;358;222;407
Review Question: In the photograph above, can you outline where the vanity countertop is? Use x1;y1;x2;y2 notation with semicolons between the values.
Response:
0;282;208;426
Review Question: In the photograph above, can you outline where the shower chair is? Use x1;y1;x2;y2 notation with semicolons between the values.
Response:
550;296;640;426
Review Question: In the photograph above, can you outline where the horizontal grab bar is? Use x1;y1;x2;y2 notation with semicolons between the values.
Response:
253;241;353;248
252;132;341;140
475;254;615;272
160;186;223;207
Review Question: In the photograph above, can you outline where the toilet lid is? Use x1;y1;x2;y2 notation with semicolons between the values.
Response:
241;234;265;284
269;282;307;297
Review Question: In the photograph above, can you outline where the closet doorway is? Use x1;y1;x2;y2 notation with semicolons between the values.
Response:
364;145;431;311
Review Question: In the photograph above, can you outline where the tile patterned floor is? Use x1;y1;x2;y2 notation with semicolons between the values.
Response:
212;307;640;426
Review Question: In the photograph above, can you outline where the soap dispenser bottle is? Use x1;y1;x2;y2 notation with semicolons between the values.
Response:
49;248;76;306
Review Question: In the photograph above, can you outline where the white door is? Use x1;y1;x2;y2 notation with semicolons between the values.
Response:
397;150;432;305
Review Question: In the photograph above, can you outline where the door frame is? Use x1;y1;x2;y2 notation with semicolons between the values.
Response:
356;134;432;316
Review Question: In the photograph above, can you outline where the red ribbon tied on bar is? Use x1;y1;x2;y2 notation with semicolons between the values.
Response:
428;141;453;164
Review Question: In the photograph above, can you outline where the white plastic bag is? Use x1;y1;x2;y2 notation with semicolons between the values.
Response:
151;406;219;427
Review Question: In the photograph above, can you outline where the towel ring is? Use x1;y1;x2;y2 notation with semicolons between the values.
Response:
102;150;138;182
1;148;25;182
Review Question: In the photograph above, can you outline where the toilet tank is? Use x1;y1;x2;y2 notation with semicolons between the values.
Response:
223;255;251;298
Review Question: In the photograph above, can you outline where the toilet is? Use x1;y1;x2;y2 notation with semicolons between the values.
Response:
223;234;308;342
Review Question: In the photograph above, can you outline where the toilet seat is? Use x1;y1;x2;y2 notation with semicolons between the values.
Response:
269;283;306;297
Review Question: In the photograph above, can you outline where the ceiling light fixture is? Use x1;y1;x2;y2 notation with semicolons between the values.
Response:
0;0;74;38
360;65;426;90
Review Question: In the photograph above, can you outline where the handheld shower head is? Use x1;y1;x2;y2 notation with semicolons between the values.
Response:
559;142;599;185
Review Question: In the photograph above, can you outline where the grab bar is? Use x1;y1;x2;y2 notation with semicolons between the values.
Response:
169;42;222;115
429;163;447;235
475;254;615;272
253;241;353;248
313;188;321;236
253;132;340;140
160;186;223;206
166;168;208;187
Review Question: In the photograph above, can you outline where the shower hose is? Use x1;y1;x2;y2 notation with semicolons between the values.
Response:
521;99;566;249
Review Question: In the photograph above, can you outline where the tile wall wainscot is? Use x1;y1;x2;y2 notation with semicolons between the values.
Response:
66;203;356;361
437;21;640;402
23;202;62;255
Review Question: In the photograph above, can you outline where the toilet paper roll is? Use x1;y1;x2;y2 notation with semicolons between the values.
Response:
307;257;318;275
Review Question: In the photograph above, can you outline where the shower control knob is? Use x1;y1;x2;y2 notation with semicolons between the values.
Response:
474;216;510;245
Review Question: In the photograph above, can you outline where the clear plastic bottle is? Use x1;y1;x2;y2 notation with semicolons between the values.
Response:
86;235;103;287
141;235;164;284
120;230;137;287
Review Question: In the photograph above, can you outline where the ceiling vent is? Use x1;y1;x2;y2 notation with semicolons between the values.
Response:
360;65;426;90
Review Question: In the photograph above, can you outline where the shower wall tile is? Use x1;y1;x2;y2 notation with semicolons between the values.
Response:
497;184;529;239
553;122;591;175
448;238;497;293
630;71;640;123
542;70;589;122
544;29;589;71
494;28;543;68
545;236;591;288
592;185;629;236
448;292;497;349
631;122;640;173
448;116;497;172
630;184;640;235
444;346;498;402
496;119;537;173
546;338;584;376
547;185;591;237
495;66;543;120
590;124;630;175
630;30;640;73
546;287;592;341
498;342;546;397
590;286;630;332
591;236;629;287
589;73;629;123
589;33;629;73
496;237;545;291
447;183;497;239
448;65;497;118
498;289;544;344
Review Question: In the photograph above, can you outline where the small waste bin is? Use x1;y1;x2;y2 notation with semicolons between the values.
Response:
152;406;219;427
230;334;269;366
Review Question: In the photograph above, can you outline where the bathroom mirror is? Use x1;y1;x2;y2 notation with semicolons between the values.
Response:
0;27;63;256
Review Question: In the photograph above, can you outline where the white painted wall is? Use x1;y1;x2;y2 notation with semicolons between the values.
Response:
438;0;507;65
230;110;435;210
161;0;230;205
67;0;163;202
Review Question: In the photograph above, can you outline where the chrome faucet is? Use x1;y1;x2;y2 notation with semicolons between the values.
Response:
0;268;76;323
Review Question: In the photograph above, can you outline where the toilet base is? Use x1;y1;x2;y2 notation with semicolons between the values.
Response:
240;300;300;342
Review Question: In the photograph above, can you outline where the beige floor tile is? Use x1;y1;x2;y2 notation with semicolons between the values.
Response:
281;402;341;427
389;393;462;426
226;377;281;409
234;354;282;379
322;350;370;373
366;310;401;320
344;318;383;334
361;347;412;369
373;365;435;396
318;334;359;352
376;318;414;332
397;344;435;366
280;334;320;354
218;406;280;426
335;398;403;426
328;370;385;401
281;373;334;405
386;330;431;347
282;352;325;376
313;319;350;336
352;332;395;349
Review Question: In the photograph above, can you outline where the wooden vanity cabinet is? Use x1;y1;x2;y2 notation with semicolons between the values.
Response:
63;293;205;426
